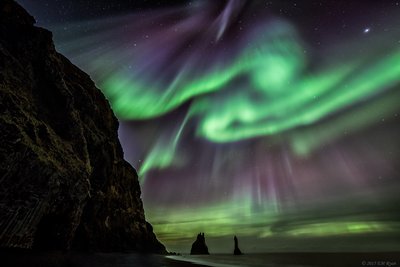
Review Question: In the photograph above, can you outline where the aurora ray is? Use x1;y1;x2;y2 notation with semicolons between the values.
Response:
19;0;400;253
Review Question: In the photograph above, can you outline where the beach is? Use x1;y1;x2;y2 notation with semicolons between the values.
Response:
2;250;399;267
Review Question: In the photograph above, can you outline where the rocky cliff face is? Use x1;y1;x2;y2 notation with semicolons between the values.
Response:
0;0;165;253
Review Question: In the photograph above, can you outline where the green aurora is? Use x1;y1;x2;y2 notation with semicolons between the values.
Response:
25;0;400;253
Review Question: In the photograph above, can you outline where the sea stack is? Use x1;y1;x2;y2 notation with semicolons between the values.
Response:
190;233;209;255
0;0;165;253
233;235;243;255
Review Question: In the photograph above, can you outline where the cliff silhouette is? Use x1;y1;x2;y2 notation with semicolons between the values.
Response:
0;0;165;253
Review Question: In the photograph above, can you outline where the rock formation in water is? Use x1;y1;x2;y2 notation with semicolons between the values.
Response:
190;233;209;255
233;235;243;255
0;0;165;253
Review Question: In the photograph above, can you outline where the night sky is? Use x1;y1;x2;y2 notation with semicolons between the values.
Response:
17;0;400;253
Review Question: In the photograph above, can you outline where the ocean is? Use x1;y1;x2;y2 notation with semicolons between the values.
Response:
168;253;400;267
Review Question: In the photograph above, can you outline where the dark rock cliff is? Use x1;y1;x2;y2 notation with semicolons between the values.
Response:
0;0;166;253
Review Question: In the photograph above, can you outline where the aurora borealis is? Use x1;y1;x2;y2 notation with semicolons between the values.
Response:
19;0;400;253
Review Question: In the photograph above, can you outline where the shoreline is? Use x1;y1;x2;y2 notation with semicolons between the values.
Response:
167;252;400;267
0;249;398;267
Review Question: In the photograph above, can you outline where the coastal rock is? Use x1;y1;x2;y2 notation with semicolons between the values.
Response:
233;235;243;255
190;233;209;255
0;0;165;253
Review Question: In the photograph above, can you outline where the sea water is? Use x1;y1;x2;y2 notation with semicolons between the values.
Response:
167;252;399;267
168;254;311;267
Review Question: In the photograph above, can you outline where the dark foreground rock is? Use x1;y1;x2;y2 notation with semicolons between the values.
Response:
0;0;165;253
190;233;209;255
0;249;201;267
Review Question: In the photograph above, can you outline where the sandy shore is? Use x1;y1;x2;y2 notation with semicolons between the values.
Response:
1;249;399;267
